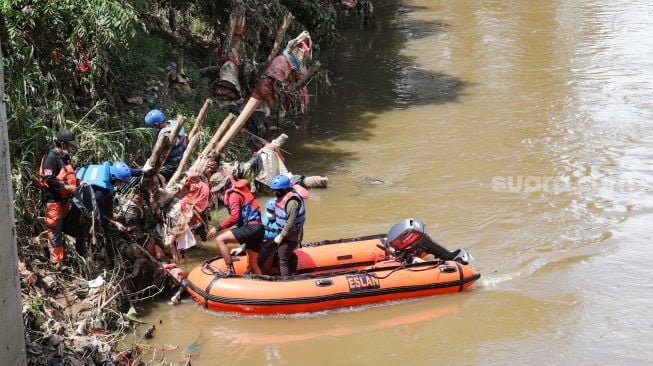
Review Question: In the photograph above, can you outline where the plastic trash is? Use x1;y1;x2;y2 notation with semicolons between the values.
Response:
125;306;138;321
185;341;200;354
87;275;105;288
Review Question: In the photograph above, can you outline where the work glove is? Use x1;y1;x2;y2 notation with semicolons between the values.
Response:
273;234;283;245
230;245;245;256
112;221;127;232
141;160;154;173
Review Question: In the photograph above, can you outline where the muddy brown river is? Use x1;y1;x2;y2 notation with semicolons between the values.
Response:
129;1;653;364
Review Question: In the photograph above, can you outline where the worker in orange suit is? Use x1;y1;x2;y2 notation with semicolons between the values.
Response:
38;129;80;266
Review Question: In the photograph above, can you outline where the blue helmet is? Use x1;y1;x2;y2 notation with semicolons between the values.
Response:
269;175;291;190
265;198;276;213
144;109;165;126
110;162;132;182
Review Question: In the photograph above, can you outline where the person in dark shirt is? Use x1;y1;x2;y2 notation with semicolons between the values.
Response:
39;130;79;265
79;161;132;230
142;109;188;180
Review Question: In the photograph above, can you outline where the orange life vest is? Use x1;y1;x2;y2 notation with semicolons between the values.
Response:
39;153;77;198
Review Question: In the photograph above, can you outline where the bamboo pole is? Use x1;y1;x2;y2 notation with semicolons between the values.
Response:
166;98;213;184
202;114;235;155
189;113;236;173
267;13;294;64
271;133;289;147
166;134;200;188
188;98;213;140
223;2;245;58
212;97;260;156
230;6;246;57
164;99;213;186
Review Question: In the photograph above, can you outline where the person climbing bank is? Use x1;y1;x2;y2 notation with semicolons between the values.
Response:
77;161;133;231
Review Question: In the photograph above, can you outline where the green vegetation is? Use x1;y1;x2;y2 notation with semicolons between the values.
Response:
1;0;343;240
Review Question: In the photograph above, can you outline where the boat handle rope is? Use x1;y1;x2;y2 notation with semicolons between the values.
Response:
200;261;232;278
366;261;444;280
364;264;406;280
404;262;445;272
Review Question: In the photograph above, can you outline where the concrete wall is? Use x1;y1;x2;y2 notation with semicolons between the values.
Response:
0;42;28;366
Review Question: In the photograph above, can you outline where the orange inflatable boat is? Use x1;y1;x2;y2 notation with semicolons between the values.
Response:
186;219;481;315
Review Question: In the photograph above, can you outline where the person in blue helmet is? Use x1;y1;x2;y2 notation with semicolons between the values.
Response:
76;161;132;231
269;174;306;276
143;109;188;180
70;161;132;257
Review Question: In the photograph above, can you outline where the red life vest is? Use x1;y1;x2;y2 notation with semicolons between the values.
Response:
39;153;77;198
224;183;261;227
220;170;237;186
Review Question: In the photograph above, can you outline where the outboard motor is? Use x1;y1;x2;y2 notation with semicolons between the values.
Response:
385;218;472;264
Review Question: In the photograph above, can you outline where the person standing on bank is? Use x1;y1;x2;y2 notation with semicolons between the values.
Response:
269;175;306;276
76;161;132;231
143;109;188;180
206;179;265;275
39;129;80;265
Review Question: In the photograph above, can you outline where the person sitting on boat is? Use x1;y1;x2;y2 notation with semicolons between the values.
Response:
206;179;265;275
269;175;306;276
250;198;281;274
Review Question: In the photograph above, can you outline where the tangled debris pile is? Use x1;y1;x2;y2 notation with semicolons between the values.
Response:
19;231;174;365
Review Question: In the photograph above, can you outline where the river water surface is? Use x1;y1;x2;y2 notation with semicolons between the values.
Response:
133;1;653;364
